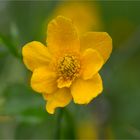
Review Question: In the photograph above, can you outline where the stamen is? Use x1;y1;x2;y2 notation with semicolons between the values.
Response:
57;54;80;87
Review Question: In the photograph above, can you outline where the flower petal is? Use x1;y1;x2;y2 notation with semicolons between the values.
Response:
22;41;51;71
45;88;72;114
80;32;112;62
43;93;51;101
71;73;103;104
57;77;72;88
81;48;103;80
31;66;57;94
47;16;80;54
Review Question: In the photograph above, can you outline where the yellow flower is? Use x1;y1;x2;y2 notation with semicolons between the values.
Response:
22;16;112;114
53;1;102;34
77;120;98;139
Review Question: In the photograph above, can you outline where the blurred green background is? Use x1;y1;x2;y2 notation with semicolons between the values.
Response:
0;1;140;139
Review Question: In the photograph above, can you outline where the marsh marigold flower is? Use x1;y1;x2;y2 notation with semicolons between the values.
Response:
22;16;112;114
53;1;102;34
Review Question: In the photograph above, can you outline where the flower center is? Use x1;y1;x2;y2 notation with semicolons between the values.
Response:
57;54;80;87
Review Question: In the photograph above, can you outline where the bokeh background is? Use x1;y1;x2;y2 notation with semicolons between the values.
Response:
0;0;140;139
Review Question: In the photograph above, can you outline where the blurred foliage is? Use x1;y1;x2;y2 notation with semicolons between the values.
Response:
0;0;140;139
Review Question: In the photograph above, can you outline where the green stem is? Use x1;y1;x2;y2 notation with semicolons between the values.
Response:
64;108;76;139
55;108;64;139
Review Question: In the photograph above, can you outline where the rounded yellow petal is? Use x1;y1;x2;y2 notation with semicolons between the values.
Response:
45;88;72;114
31;66;57;94
43;93;51;101
53;2;102;34
81;48;104;80
80;32;112;62
47;16;80;54
22;41;51;71
71;74;103;104
57;78;72;88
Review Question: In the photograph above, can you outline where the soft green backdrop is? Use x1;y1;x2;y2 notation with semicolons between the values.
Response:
0;1;140;139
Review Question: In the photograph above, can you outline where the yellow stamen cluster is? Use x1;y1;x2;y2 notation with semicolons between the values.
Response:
57;55;80;86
